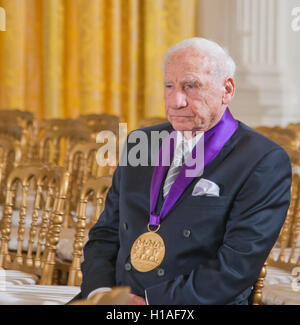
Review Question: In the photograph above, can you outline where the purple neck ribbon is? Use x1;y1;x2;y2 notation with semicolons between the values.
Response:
149;107;238;227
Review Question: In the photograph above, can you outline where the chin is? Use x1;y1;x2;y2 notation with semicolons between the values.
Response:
170;121;194;132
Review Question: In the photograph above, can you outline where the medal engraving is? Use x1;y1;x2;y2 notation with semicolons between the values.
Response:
130;231;165;272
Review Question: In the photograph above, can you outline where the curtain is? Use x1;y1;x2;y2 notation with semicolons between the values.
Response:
0;0;196;130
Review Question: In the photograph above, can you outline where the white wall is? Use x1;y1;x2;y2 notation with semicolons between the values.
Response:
197;0;300;127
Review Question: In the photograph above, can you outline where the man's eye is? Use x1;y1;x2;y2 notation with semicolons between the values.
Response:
185;84;194;89
165;85;173;89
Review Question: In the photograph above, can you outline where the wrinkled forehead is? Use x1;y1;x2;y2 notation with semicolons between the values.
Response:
164;47;216;77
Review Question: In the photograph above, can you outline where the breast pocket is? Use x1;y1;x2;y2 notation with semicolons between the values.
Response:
165;195;232;256
187;195;232;207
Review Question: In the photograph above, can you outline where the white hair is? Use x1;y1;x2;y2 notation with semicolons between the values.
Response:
163;37;236;80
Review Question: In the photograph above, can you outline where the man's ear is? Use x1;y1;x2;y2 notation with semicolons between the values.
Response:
222;77;235;105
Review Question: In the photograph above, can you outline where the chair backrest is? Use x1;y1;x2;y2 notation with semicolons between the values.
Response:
0;163;70;285
38;127;90;167
65;141;116;228
0;109;34;124
0;135;22;203
287;123;300;149
78;113;120;140
68;141;116;181
0;110;35;161
67;175;112;286
27;118;91;163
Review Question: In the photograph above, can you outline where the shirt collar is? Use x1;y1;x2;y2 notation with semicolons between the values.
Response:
176;130;204;153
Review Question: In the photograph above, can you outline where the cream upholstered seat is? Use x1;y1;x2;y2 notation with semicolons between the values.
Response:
0;282;80;305
264;265;296;285
261;252;300;305
55;193;103;264
0;269;38;286
56;227;88;263
262;283;300;305
0;186;44;255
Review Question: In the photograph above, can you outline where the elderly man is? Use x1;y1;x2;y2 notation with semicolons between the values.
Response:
75;37;291;305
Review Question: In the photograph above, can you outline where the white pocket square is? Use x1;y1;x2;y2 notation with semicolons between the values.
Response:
192;178;220;197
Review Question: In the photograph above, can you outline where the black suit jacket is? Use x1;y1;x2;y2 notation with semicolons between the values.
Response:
77;120;291;305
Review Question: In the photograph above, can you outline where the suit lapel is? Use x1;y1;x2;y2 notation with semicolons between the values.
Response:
146;121;240;218
163;123;240;214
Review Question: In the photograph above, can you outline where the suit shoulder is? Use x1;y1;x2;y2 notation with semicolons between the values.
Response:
236;121;288;153
130;122;173;135
232;121;291;168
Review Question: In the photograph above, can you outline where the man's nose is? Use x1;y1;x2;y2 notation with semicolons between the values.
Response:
170;90;188;109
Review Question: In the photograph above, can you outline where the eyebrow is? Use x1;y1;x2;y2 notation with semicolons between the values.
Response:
164;78;201;85
182;78;201;84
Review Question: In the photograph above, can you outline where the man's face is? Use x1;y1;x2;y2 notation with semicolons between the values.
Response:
164;47;234;134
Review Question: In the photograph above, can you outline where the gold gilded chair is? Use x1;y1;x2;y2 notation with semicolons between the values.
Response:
0;109;35;162
247;128;300;304
260;152;300;304
287;122;300;149
0;109;34;125
38;126;91;167
27;118;90;163
65;141;116;229
0;163;70;285
0;135;22;203
78;113;120;140
68;141;116;180
267;169;300;272
61;175;112;286
252;262;267;305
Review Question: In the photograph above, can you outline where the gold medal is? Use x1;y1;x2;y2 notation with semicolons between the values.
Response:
130;224;165;272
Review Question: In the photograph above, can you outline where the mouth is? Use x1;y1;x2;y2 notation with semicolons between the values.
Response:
170;115;194;118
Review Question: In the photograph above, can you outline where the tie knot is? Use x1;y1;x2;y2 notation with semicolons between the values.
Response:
173;140;189;167
163;140;189;198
